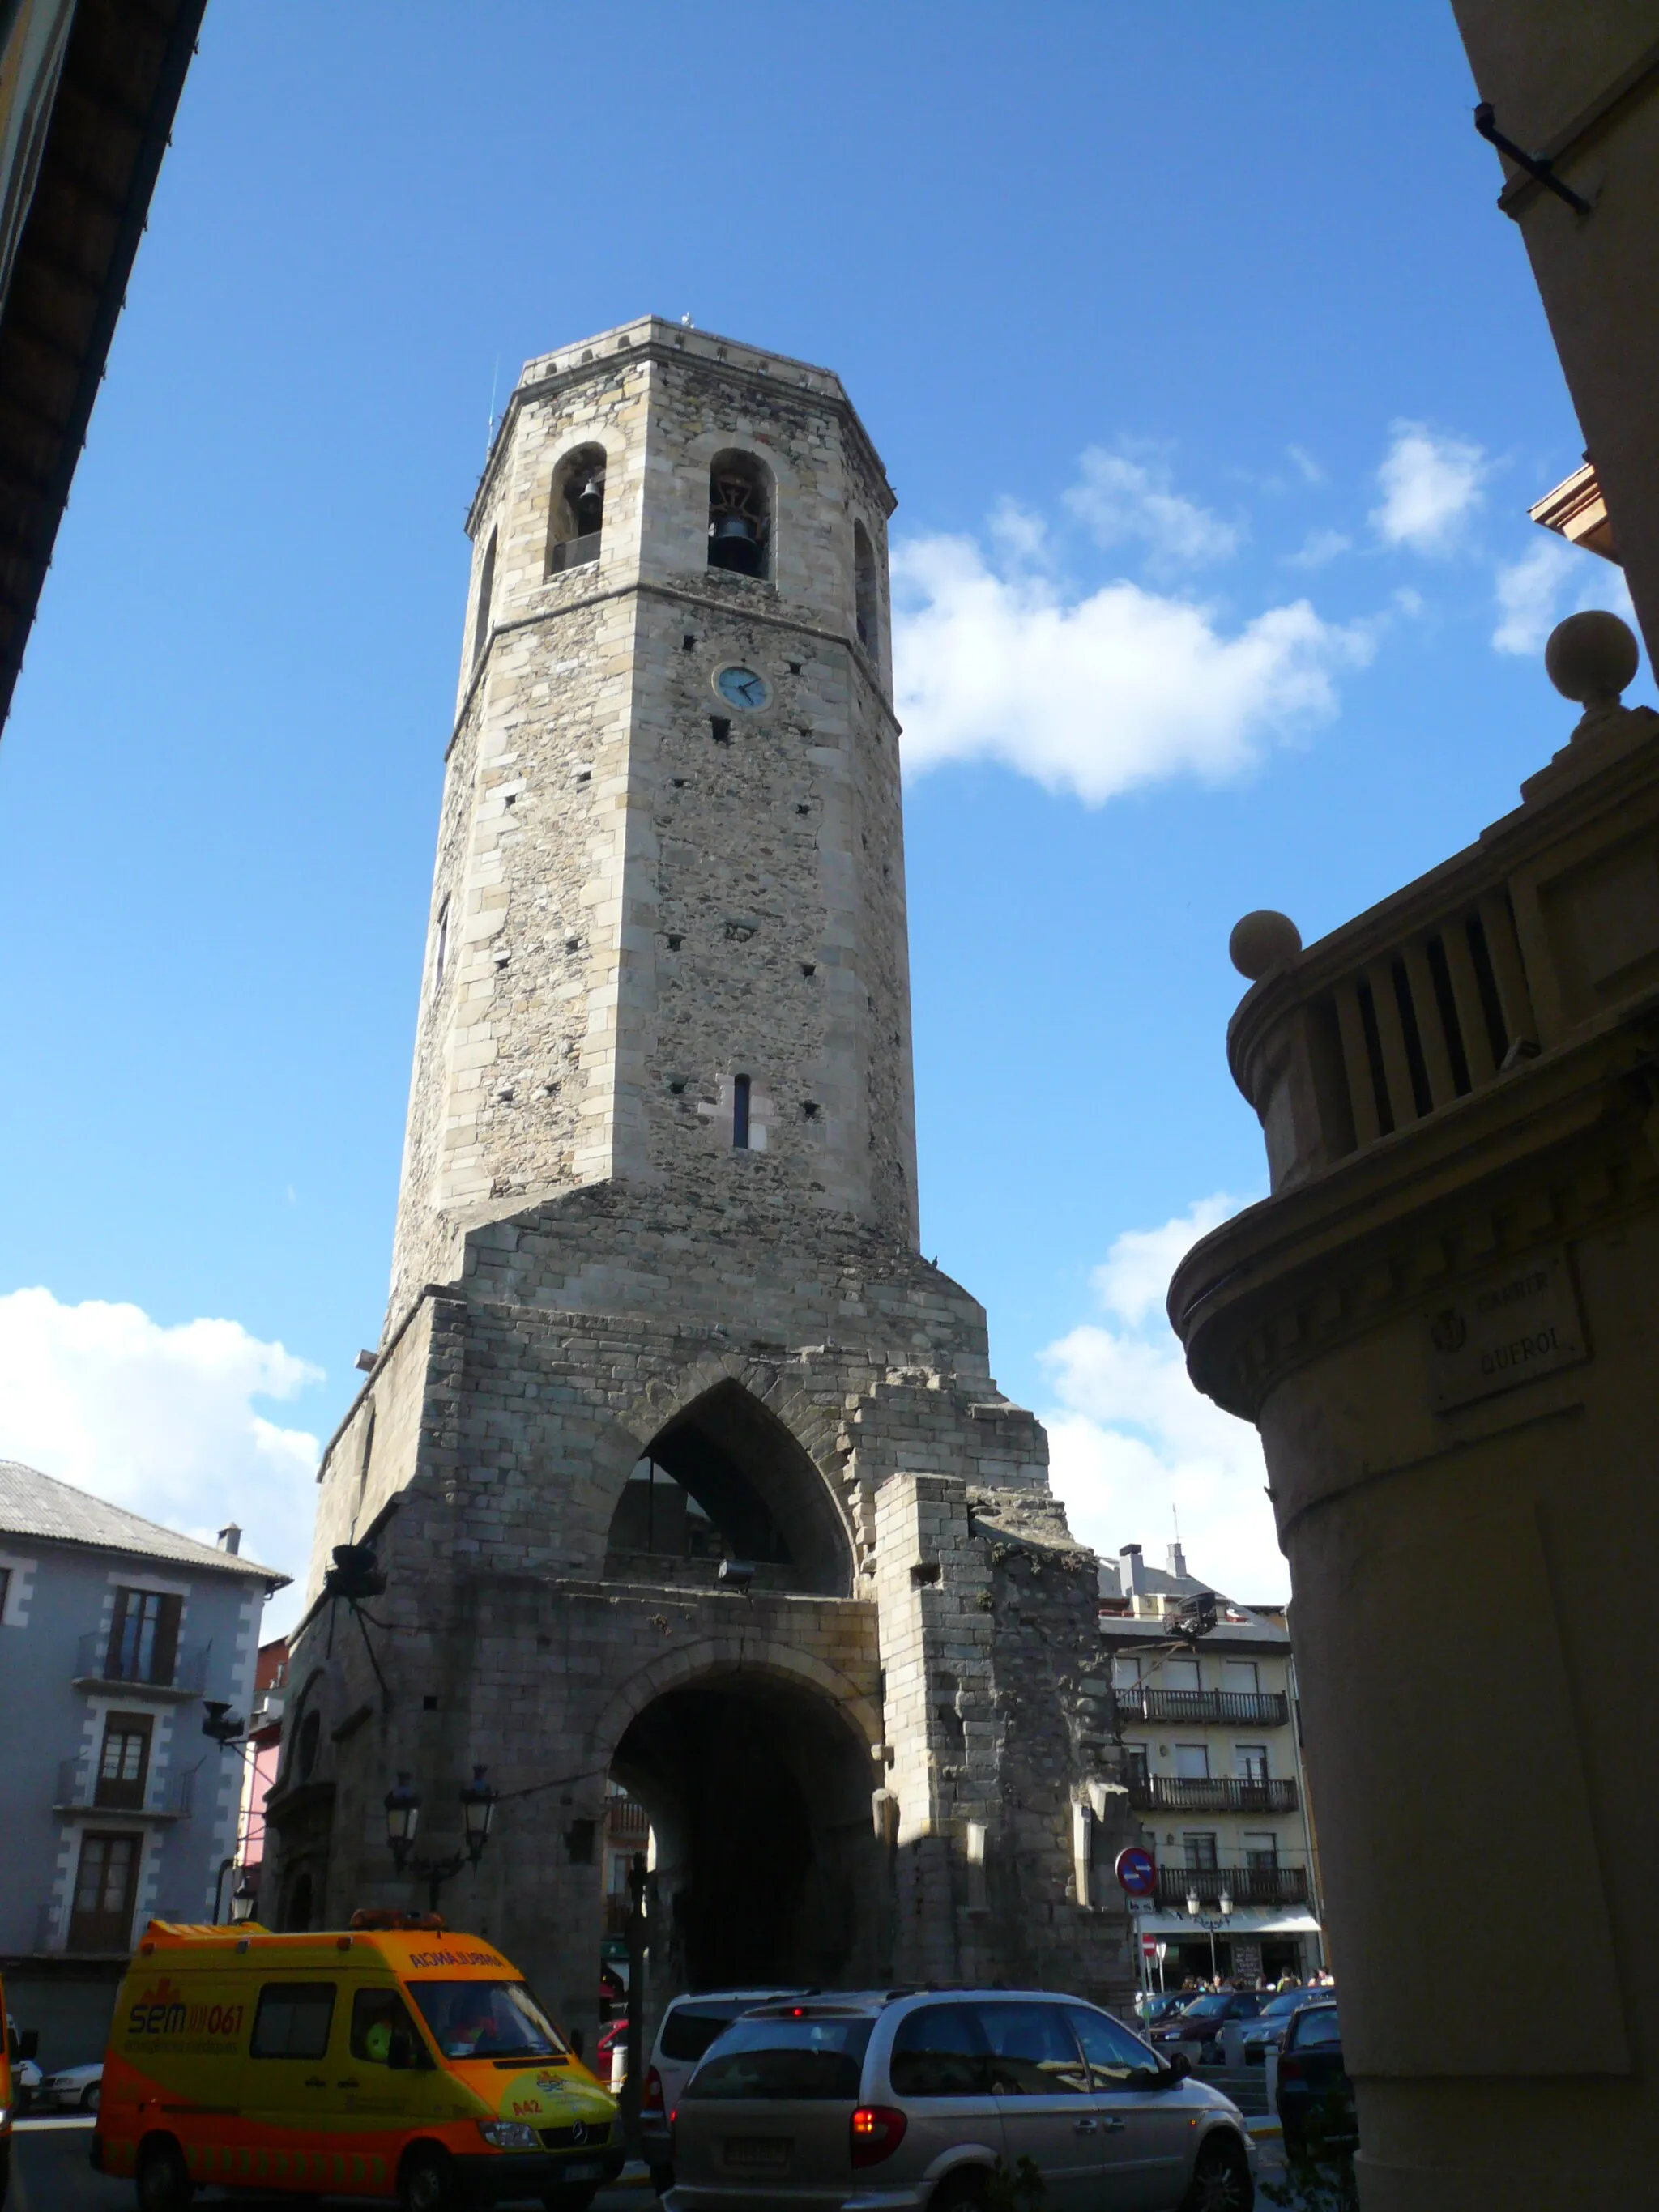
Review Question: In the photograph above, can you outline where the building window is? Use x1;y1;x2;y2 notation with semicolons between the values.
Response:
1234;1743;1269;1781
1182;1832;1219;1871
1222;1659;1260;1694
356;1404;377;1517
68;1831;141;1952
732;1073;751;1149
1243;1831;1279;1869
1123;1742;1149;1786
96;1714;153;1809
0;1565;9;1620
106;1588;181;1687
1173;1743;1210;1779
472;529;497;666
432;898;450;995
1163;1656;1201;1693
853;518;878;650
707;450;771;578
548;444;606;573
1111;1655;1141;1690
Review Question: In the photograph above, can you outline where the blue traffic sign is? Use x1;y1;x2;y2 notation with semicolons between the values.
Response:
1115;1845;1157;1898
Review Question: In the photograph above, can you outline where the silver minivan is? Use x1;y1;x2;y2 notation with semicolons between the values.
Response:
666;1988;1254;2211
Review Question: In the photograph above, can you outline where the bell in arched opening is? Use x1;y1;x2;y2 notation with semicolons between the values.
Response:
571;465;605;538
707;459;770;578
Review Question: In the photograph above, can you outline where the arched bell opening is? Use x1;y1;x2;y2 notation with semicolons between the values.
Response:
706;449;772;578
548;442;607;575
611;1669;880;1993
603;1381;851;1596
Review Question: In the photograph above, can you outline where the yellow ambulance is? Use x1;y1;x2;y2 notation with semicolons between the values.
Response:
95;1914;621;2210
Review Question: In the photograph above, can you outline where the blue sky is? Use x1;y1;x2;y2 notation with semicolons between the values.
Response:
0;2;1637;1625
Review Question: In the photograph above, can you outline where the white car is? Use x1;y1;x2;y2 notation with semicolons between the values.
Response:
34;2061;100;2112
639;1988;811;2194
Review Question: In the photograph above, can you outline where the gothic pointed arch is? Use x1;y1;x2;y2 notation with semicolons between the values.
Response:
603;1378;852;1596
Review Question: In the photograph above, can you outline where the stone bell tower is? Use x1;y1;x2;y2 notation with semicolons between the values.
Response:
267;320;1134;2050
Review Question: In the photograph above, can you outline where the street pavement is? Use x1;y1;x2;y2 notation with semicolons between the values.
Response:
14;2112;1299;2210
9;2117;661;2211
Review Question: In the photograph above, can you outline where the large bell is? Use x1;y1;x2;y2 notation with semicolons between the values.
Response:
709;509;762;576
572;474;604;536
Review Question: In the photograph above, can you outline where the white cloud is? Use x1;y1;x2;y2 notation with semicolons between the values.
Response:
893;534;1371;805
1039;1196;1288;1602
1286;527;1351;571
0;1287;323;1631
1371;421;1487;553
1492;535;1638;657
1286;445;1326;486
1064;446;1240;569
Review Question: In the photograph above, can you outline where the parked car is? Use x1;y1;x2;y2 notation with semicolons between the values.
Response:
667;1988;1255;2211
1274;2002;1354;2159
1137;1989;1199;2027
1228;1988;1331;2069
641;1987;810;2194
34;2061;101;2112
1150;1989;1266;2064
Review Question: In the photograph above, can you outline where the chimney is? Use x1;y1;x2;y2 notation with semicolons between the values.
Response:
217;1524;242;1555
1118;1541;1144;1596
1167;1540;1187;1579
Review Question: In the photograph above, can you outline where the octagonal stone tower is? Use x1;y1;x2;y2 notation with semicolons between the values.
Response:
266;321;1134;2053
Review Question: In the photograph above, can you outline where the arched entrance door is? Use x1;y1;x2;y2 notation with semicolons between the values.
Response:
612;1669;881;1992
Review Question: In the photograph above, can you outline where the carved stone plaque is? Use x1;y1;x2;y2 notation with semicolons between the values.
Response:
1422;1247;1587;1411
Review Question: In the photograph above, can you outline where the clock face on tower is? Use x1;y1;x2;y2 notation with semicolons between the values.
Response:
714;664;770;712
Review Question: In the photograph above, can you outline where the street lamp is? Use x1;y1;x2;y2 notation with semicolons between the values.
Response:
1186;1884;1232;1984
229;1873;258;1924
383;1766;497;1911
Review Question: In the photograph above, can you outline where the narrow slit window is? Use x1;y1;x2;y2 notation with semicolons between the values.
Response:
853;519;878;650
472;531;497;667
732;1074;751;1149
433;898;450;995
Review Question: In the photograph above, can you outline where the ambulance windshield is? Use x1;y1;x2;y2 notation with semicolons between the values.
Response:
407;1979;570;2061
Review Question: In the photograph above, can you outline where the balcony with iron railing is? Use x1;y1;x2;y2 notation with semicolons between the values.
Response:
1128;1775;1299;1814
606;1797;649;1845
1113;1689;1290;1728
1155;1863;1310;1907
72;1631;211;1698
53;1758;195;1819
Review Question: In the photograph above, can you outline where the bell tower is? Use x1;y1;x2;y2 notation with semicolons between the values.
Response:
387;316;916;1324
270;322;1133;2049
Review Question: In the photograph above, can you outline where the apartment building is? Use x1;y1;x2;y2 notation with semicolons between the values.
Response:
1100;1541;1322;1984
0;1460;285;2064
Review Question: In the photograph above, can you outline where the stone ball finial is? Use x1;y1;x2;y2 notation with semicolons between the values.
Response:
1545;608;1640;706
1230;910;1303;981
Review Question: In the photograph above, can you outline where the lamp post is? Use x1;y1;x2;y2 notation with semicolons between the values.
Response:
229;1872;259;1924
1186;1886;1235;1984
383;1766;498;1912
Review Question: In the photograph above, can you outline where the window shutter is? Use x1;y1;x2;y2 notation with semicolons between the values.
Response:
151;1593;182;1686
105;1589;134;1678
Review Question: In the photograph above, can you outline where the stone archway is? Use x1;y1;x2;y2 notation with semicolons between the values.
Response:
610;1663;883;1993
604;1379;853;1597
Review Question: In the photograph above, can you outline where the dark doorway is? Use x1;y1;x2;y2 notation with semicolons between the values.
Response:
612;1671;878;1993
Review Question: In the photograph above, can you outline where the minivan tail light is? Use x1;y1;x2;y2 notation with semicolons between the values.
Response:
1278;2056;1303;2081
642;2065;664;2113
851;2106;907;2167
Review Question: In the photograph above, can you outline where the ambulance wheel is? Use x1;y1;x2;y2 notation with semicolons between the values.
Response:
135;2135;194;2211
398;2143;463;2212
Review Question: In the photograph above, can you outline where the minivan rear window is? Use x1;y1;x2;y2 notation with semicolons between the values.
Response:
661;2004;757;2063
1294;2009;1341;2048
686;2014;874;2101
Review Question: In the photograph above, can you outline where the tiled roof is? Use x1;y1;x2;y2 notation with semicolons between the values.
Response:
0;1460;288;1585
